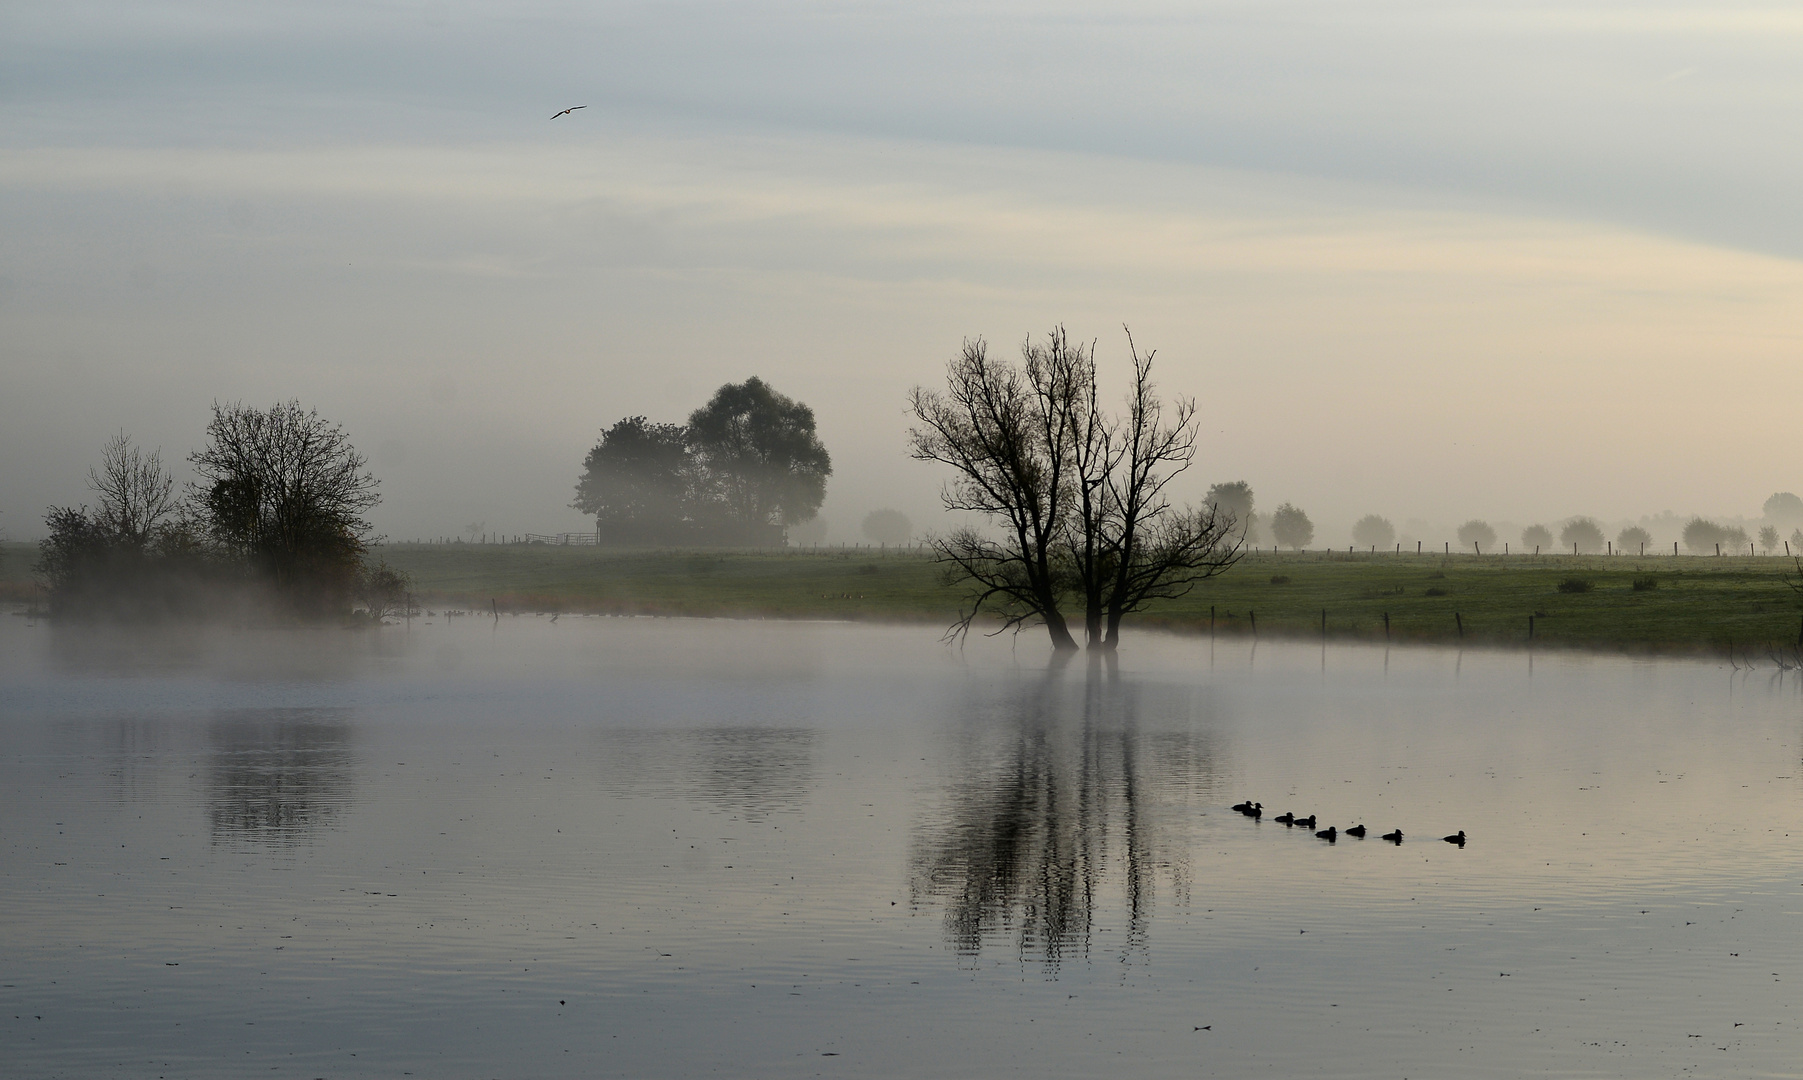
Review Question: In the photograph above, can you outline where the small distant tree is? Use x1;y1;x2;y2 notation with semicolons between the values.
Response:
190;401;380;614
1521;524;1553;551
1351;514;1395;550
1617;525;1653;554
1270;503;1314;550
1758;525;1780;553
1763;492;1803;524
861;509;912;546
1456;519;1496;552
1560;517;1605;554
1206;481;1257;543
1723;524;1750;552
88;433;180;553
1793;527;1803;552
1682;516;1728;554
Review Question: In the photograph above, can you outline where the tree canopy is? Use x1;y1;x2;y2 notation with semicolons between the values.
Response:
573;378;830;546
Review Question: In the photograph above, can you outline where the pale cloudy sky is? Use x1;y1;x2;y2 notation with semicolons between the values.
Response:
4;1;1801;544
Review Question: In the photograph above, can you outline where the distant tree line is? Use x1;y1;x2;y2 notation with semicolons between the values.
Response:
38;403;406;620
573;377;830;546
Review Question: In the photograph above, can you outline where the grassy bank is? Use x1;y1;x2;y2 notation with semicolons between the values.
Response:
364;541;1803;657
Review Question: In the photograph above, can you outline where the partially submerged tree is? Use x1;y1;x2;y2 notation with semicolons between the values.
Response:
909;327;1240;652
1351;514;1395;550
190;401;380;614
37;434;205;617
1269;503;1313;550
1456;519;1496;553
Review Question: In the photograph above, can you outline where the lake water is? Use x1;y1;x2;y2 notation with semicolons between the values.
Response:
3;614;1801;1078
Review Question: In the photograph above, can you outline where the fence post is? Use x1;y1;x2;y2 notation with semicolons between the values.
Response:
1321;608;1327;637
1455;612;1463;638
1383;611;1390;639
1528;613;1534;641
1250;610;1257;636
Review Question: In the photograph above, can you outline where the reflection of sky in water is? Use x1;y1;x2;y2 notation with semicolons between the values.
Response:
1;616;1802;1077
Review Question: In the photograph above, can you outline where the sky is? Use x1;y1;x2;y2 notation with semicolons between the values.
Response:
5;0;1803;546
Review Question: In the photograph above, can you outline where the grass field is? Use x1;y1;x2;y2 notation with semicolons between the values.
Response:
8;539;1802;656
371;541;1803;657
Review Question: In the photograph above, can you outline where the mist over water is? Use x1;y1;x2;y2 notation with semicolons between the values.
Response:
3;616;1802;1076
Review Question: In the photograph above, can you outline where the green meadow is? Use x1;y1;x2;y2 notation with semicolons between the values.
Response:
7;539;1800;656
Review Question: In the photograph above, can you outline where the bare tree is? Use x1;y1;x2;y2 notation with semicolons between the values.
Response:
88;433;178;552
909;336;1085;650
189;401;380;611
910;327;1240;652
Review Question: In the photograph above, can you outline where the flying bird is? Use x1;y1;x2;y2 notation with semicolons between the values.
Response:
551;105;588;119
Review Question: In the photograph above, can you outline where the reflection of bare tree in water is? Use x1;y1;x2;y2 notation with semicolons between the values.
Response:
596;728;816;822
910;659;1224;972
206;709;356;843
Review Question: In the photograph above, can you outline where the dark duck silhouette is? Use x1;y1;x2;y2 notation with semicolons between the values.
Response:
1295;815;1316;830
1274;812;1296;826
1345;824;1367;838
1315;826;1337;842
1443;830;1466;847
1231;800;1254;814
1381;829;1403;844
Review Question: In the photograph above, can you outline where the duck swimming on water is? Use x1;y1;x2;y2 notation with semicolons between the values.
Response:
1381;829;1403;844
1231;801;1253;813
1443;830;1466;847
1315;826;1337;842
1345;824;1366;838
1295;815;1316;830
1274;812;1295;826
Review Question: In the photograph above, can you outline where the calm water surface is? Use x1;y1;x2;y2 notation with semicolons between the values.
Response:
3;614;1801;1078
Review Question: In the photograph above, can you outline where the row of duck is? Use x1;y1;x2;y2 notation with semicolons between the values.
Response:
1231;801;1467;847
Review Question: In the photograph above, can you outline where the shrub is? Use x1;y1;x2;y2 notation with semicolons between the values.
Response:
1560;518;1605;554
1424;586;1448;597
1269;575;1291;585
1456;519;1496;552
1616;525;1652;553
1270;503;1314;550
1521;524;1553;551
1556;577;1593;593
1350;514;1395;550
1631;577;1658;591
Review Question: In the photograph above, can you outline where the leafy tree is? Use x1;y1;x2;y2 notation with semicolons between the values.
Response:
572;416;696;544
1793;527;1803;552
1270;503;1314;550
1521;524;1553;551
1617;525;1653;553
190;401;379;614
1456;519;1496;552
1351;514;1395;550
1763;492;1803;524
861;509;912;545
909;328;1240;651
1759;524;1781;553
1560;517;1605;554
1682;516;1729;554
1206;481;1258;543
687;377;831;541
